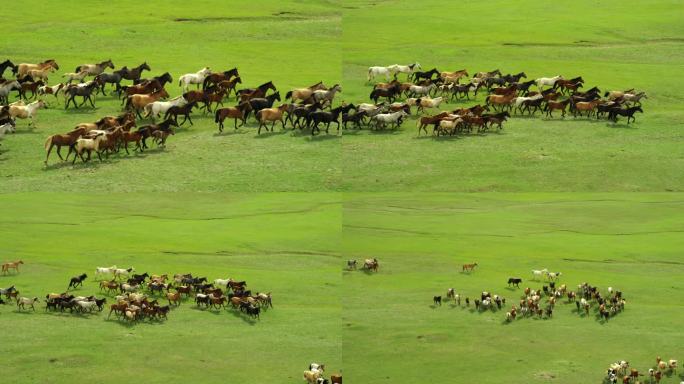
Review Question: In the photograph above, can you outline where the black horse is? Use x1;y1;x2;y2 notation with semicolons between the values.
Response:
164;100;198;126
502;72;527;84
64;82;98;109
0;59;16;77
68;273;88;290
369;86;400;103
411;68;439;82
94;70;126;95
309;105;344;135
245;91;281;120
137;118;178;149
342;110;368;130
515;80;536;94
507;277;522;288
608;106;643;124
121;62;151;82
287;102;321;129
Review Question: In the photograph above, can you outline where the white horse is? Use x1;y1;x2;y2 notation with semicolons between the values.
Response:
409;83;435;97
416;96;444;112
388;62;421;77
0;122;16;139
513;94;543;111
312;84;341;106
535;75;563;89
144;96;187;119
62;71;89;84
95;265;117;280
213;278;230;287
8;100;47;127
371;110;408;129
0;80;20;103
76;300;98;312
114;267;134;280
367;66;391;82
532;268;548;280
179;67;211;91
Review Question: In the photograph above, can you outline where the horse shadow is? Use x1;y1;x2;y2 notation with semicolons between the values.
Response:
63;107;98;115
308;134;341;142
253;130;287;139
367;129;401;135
213;130;247;137
606;122;638;129
504;287;517;292
429;304;441;309
226;308;257;325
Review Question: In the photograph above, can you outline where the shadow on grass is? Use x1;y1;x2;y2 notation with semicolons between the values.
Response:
226;307;257;325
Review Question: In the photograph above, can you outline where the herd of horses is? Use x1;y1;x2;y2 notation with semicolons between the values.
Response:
431;264;627;325
605;358;678;384
360;63;647;136
0;262;272;323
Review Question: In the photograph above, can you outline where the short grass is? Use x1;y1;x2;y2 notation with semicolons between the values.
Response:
342;194;684;383
0;193;342;384
341;0;684;192
0;0;341;192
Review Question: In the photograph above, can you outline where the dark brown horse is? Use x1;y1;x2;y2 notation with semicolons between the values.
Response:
236;81;276;100
215;102;252;132
202;68;239;90
44;127;87;164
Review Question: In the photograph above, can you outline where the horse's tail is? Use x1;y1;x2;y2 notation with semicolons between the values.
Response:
367;68;372;82
44;135;52;151
603;91;609;97
485;95;491;105
124;96;132;110
178;78;182;87
214;110;220;123
255;110;262;122
143;104;151;118
74;66;81;73
202;76;210;89
285;91;292;100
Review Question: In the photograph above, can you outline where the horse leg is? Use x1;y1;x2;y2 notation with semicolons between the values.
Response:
88;95;95;108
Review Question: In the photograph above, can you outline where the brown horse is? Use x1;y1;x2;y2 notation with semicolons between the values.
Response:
203;88;228;112
120;80;162;102
486;92;516;111
545;99;571;117
215;76;242;98
462;262;478;272
215;102;252;132
44;127;87;164
1;260;24;274
571;99;600;118
417;112;449;135
256;104;289;134
126;89;169;118
17;60;59;77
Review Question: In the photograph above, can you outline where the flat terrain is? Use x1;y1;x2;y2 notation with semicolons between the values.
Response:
341;0;684;192
0;0;341;192
342;194;684;383
0;193;342;384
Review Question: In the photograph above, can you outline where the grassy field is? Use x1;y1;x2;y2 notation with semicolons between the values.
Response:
341;0;684;192
0;193;341;384
342;194;684;384
0;0;341;192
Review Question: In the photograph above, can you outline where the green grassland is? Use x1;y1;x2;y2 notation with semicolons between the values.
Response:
0;193;341;384
0;0;341;192
341;0;684;192
342;194;684;383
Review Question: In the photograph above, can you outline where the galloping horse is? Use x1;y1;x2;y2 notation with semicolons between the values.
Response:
179;67;211;92
285;81;328;103
75;59;114;76
367;66;391;82
1;260;24;274
202;67;239;89
462;262;478;272
535;75;563;90
44;127;87;164
9;100;47;126
0;59;17;76
215;101;252;132
16;59;59;77
236;81;277;100
120;62;151;82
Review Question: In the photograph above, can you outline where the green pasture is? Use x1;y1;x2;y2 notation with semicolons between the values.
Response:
342;193;684;383
0;193;342;384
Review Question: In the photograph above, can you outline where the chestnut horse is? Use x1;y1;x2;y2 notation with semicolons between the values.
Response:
256;104;289;134
462;262;478;272
44;127;87;164
16;59;59;77
215;102;252;132
1;260;24;274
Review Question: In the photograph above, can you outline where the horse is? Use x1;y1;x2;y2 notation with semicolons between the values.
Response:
416;112;449;135
367;66;391;82
18;80;44;100
16;297;39;311
245;92;281;120
213;76;242;98
256;104;289;134
622;92;647;106
486;92;516;111
286;81;328;102
165;100;199;126
75;59;114;76
363;258;379;272
309;106;344;135
415;96;444;113
16;59;59;76
236;81;277;101
68;274;88;290
0;59;16;76
608;106;643;124
35;83;64;99
71;132;106;163
369;86;400;103
9;100;46;126
202;88;228;112
474;69;501;79
64;82;98;109
120;62;151;82
502;72;527;84
143;96;187;120
94;72;125;95
27;68;54;82
137;119;177;149
179;67;211;92
62;71;89;84
462;262;478;272
371;110;407;130
151;126;174;147
1;260;23;274
0;80;21;104
312;84;342;107
544;99;571;117
411;68;439;82
388;62;421;78
202;68;239;89
535;75;563;89
126;89;169;118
